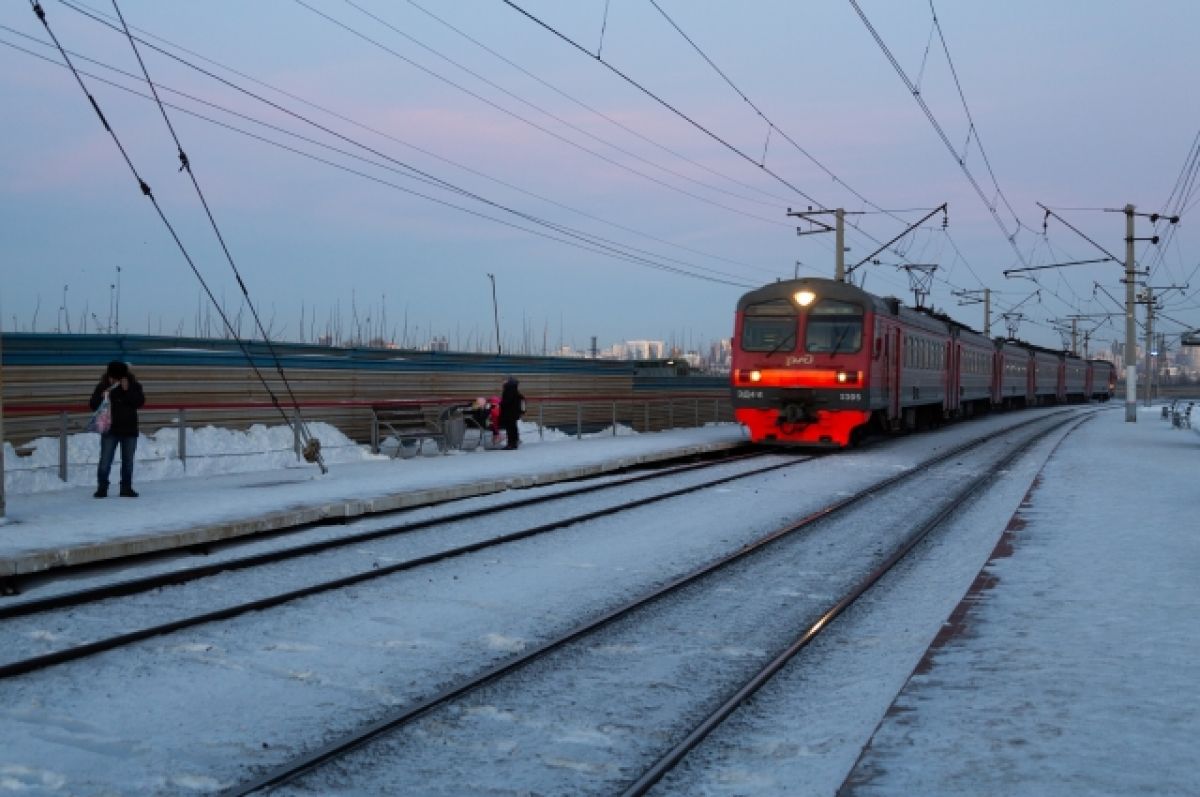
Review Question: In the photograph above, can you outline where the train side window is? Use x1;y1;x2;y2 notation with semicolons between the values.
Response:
740;299;797;352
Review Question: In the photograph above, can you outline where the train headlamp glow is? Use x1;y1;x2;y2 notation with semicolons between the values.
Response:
836;370;860;384
793;290;816;307
749;370;762;382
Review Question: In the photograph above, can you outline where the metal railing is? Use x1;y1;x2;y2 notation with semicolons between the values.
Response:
6;395;735;482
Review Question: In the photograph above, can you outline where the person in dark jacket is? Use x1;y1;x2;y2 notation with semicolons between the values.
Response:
498;376;525;450
90;360;145;497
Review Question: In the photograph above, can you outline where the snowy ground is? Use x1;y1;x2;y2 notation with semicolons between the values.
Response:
0;404;1196;795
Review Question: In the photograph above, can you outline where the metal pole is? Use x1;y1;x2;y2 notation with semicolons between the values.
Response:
983;288;991;337
1143;287;1154;407
835;208;845;282
59;411;68;482
0;331;5;519
487;273;501;356
178;409;187;470
1124;204;1137;422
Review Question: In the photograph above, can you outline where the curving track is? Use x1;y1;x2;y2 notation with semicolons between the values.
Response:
226;410;1090;795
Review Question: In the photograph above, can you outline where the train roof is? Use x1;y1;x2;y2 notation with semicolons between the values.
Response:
736;277;892;314
737;278;981;336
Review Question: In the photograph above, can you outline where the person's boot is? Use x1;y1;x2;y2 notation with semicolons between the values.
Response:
94;485;108;498
119;486;139;498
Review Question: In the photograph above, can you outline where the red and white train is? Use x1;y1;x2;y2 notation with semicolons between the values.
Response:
731;277;1115;447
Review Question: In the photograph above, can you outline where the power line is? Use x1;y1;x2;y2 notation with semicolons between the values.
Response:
499;0;972;289
398;0;795;208
28;0;328;470
847;0;1029;269
1;23;771;281
47;3;759;287
109;0;327;472
294;0;790;228
644;0;996;289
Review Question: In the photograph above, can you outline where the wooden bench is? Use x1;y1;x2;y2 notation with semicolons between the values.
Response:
370;405;446;458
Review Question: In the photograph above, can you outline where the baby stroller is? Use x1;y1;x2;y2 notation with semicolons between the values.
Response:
462;397;505;449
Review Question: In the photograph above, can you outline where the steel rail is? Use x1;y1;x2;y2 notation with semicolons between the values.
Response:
0;447;759;617
220;410;1078;796
620;410;1095;795
0;453;804;679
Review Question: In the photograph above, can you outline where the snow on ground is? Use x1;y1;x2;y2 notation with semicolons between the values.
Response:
0;403;1197;795
1;418;619;496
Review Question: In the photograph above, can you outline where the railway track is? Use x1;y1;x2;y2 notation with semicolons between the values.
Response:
221;409;1090;795
0;450;807;678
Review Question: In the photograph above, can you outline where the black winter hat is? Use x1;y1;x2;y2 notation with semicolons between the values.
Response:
106;360;129;379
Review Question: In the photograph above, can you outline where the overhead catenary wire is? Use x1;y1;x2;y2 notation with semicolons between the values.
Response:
847;0;1030;269
107;0;327;474
47;3;758;288
0;29;765;288
297;0;792;226
0;35;757;293
27;0;331;472
499;0;967;290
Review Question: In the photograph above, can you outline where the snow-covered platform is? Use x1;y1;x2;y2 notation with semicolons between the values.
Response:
841;406;1200;795
0;406;1197;792
0;426;747;580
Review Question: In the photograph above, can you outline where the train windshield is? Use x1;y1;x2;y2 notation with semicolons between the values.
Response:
740;299;797;352
805;299;863;353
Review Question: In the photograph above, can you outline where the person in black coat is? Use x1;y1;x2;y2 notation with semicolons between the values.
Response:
498;376;525;450
90;360;146;497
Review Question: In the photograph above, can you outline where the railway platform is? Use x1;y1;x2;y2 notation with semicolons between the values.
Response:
0;425;747;583
1;408;1197;794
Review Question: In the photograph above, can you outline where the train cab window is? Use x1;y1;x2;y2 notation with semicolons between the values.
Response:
805;299;862;353
740;299;797;352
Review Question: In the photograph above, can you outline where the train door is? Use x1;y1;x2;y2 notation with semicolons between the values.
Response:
1026;355;1036;404
889;327;902;422
947;340;960;413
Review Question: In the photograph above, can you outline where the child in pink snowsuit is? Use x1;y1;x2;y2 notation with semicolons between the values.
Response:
488;396;502;447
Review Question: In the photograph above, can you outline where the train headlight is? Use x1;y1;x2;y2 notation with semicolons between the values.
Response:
750;370;762;382
793;290;816;307
836;370;860;384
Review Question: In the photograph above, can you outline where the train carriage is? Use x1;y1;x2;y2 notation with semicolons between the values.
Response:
1087;359;1116;401
1063;353;1087;402
1030;347;1061;405
949;323;995;417
731;278;958;447
731;276;1108;449
732;278;883;446
993;340;1031;407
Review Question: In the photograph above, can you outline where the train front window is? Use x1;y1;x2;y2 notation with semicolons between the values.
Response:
741;299;797;352
805;299;863;353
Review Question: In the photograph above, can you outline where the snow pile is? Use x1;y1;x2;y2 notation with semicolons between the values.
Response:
2;422;382;495
2;419;642;496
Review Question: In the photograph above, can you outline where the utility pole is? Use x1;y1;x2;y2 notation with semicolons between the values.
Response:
786;207;853;281
1123;205;1137;422
1142;285;1154;407
835;208;845;282
487;273;500;356
0;329;5;520
1138;283;1186;406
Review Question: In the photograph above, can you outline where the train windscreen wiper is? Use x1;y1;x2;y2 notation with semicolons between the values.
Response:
765;329;796;357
